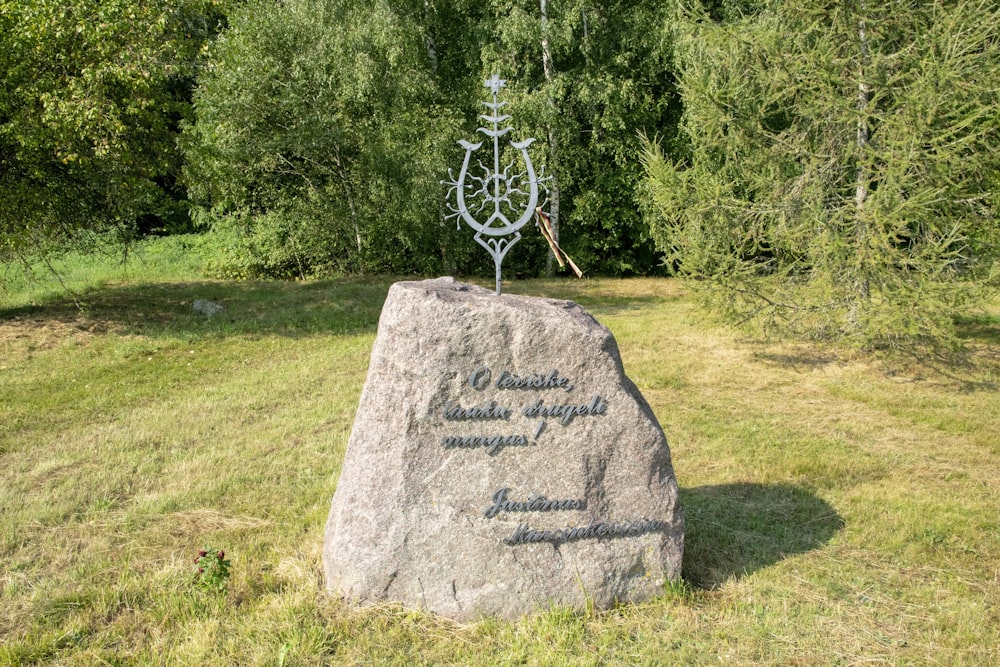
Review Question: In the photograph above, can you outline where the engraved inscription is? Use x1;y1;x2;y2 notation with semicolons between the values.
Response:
484;488;585;519
440;433;531;456
435;367;658;547
494;369;574;391
520;395;608;425
468;367;574;392
503;518;666;545
443;400;512;420
439;368;597;457
468;366;492;390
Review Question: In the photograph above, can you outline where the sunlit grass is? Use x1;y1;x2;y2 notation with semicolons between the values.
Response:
0;235;210;309
1;255;998;665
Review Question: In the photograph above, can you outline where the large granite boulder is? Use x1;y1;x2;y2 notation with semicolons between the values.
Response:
323;277;683;620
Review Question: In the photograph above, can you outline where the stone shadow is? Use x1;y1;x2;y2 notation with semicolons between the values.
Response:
679;482;843;589
0;278;392;340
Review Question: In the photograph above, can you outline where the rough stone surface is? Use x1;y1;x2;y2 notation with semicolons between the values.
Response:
323;277;683;621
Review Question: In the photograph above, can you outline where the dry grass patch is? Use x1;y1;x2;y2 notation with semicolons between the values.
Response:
1;273;998;665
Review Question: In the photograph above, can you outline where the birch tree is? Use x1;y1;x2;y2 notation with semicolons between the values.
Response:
183;0;462;277
483;0;677;275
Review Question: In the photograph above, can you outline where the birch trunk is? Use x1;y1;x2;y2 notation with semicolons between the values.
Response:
423;0;439;72
540;0;561;277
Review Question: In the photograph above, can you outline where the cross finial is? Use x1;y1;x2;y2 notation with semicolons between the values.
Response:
444;74;546;295
485;74;506;96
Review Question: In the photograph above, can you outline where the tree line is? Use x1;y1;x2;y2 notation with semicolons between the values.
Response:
2;0;676;278
3;0;997;348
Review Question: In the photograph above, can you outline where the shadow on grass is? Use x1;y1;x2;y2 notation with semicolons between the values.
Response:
0;278;395;339
1;276;688;341
680;482;843;589
507;278;687;313
751;330;1000;392
956;312;1000;346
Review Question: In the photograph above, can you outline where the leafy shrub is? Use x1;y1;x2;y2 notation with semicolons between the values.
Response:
183;0;465;278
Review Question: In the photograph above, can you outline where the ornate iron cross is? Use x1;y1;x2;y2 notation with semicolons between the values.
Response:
444;75;547;295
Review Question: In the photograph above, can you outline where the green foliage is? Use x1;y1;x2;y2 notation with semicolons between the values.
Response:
643;0;1000;349
193;547;231;592
478;0;679;276
0;0;227;260
2;0;685;281
182;0;681;279
183;0;465;278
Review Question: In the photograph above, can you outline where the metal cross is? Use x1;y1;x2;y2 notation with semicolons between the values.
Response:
443;75;547;295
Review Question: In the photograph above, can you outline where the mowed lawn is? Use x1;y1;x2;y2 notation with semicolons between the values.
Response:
1;263;998;664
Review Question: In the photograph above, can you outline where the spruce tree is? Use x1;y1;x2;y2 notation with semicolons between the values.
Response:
643;0;1000;348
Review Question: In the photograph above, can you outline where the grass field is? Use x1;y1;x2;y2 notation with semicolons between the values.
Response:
1;249;998;665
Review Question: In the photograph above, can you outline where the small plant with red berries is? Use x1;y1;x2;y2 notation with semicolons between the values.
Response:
193;546;231;592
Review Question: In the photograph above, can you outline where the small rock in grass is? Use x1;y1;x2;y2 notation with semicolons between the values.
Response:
193;300;224;317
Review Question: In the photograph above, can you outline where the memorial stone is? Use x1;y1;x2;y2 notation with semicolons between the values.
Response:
323;277;683;621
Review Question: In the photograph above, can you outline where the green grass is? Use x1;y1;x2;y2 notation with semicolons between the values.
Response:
0;235;210;310
1;255;999;665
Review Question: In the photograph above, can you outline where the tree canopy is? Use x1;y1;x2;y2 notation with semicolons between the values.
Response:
181;0;679;278
0;0;226;259
477;0;679;276
643;0;1000;348
5;0;999;352
182;0;464;278
3;0;678;279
